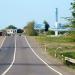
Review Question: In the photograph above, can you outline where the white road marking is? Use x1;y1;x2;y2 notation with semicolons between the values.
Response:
1;36;17;75
0;36;6;48
24;36;63;75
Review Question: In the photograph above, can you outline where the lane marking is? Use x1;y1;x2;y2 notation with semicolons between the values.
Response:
0;36;6;48
24;36;63;75
1;36;17;75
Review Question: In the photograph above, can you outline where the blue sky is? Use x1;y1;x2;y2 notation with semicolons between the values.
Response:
0;0;72;29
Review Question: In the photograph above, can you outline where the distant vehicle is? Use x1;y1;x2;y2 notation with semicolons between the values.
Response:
0;32;2;36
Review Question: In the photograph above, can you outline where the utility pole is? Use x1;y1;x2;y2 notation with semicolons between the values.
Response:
55;8;58;36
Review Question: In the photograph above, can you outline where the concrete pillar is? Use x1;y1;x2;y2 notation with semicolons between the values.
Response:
55;22;58;36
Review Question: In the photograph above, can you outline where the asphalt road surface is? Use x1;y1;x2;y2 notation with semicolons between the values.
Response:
0;35;62;75
0;36;15;75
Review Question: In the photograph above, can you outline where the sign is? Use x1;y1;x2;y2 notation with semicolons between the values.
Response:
34;24;45;30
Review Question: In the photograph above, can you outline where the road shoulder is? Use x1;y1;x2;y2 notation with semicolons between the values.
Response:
0;36;5;48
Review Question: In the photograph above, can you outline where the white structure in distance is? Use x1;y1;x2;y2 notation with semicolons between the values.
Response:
6;29;17;35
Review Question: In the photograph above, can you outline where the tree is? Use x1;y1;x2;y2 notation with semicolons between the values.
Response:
6;25;17;29
44;21;50;32
24;21;38;36
65;0;75;36
70;0;75;28
68;0;75;36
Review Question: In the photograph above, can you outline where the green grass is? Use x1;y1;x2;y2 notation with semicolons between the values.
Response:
47;48;56;56
62;52;75;68
63;52;75;59
47;47;64;59
36;35;75;43
35;35;75;68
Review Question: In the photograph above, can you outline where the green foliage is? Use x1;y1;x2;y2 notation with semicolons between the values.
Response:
35;35;75;68
46;30;51;35
63;52;75;59
24;21;38;36
37;36;75;43
44;21;50;32
46;30;55;35
70;0;75;28
6;25;17;29
63;51;75;68
65;0;75;36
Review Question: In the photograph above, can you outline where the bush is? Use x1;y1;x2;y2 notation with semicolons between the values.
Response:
46;30;55;35
24;21;38;36
63;52;75;59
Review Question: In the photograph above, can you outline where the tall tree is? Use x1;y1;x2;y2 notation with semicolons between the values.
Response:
24;21;38;36
66;0;75;36
71;0;75;28
69;0;75;36
44;21;50;32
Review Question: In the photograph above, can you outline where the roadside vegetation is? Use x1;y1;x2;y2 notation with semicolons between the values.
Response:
23;21;38;36
34;0;75;69
35;34;75;68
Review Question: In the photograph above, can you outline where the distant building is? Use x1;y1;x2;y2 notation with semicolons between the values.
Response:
6;29;17;35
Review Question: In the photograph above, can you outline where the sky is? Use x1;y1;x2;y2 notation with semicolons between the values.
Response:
0;0;73;29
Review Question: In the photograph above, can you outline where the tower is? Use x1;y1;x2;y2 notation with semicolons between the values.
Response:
55;8;58;36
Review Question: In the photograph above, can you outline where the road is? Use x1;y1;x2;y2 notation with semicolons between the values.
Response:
0;35;62;75
0;36;15;75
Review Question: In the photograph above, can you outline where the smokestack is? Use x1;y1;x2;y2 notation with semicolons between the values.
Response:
56;8;58;22
55;8;58;36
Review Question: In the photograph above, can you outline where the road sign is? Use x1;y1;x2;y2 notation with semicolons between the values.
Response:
34;24;45;30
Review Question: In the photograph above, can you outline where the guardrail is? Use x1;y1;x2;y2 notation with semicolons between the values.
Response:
65;57;75;64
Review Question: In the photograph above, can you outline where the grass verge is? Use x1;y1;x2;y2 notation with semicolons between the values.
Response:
35;35;75;68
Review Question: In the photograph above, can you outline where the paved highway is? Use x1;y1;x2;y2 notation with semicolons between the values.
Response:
0;36;15;75
0;35;62;75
